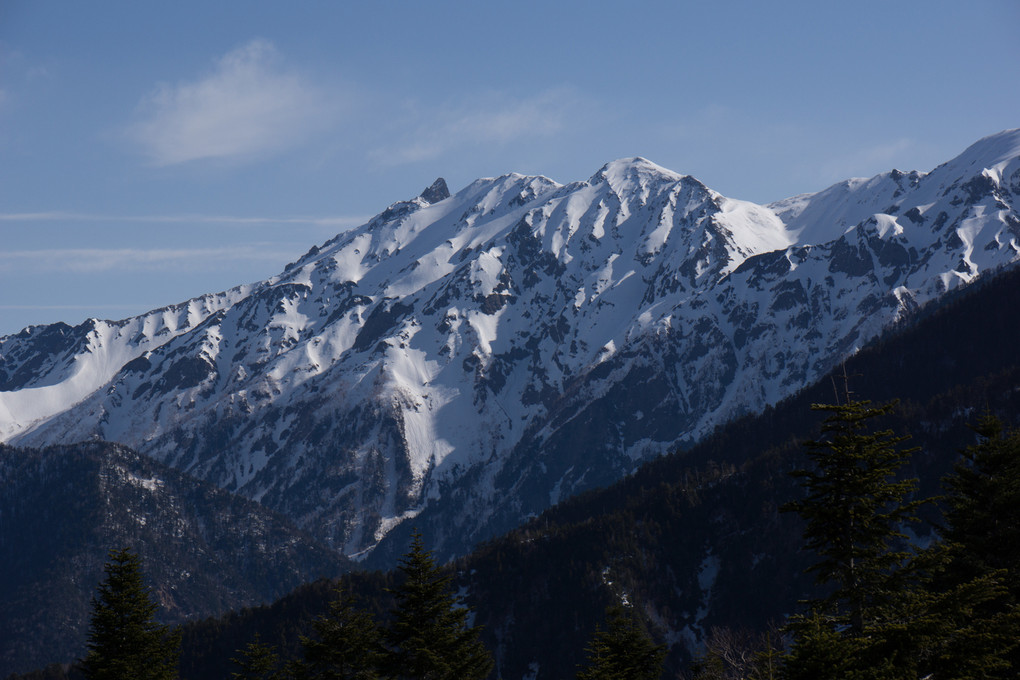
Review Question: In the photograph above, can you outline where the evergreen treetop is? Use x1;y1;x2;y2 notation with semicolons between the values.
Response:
942;415;1020;591
294;585;386;680
384;529;493;680
920;415;1020;678
576;604;665;680
783;398;921;635
231;633;283;680
80;547;180;680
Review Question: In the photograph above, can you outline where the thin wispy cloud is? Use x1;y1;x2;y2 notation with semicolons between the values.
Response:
0;211;368;228
0;304;155;311
818;138;916;181
126;39;338;165
0;245;303;274
371;88;584;166
451;91;568;142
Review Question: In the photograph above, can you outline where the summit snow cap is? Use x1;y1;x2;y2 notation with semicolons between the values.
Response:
3;130;1020;561
588;157;686;193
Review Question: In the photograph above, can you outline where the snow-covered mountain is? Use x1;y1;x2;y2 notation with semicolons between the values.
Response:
3;130;1019;560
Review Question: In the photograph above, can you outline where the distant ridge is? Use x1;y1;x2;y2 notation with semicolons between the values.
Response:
0;440;345;675
2;129;1019;564
173;251;1020;680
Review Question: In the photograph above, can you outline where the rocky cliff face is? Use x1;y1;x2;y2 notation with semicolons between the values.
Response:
3;130;1019;561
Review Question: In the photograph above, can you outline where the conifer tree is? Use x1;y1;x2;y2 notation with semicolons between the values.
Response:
942;415;1020;596
783;398;921;635
383;530;493;680
576;604;665;680
909;415;1020;678
784;407;1020;679
880;557;1016;680
231;633;283;680
777;612;863;680
80;548;180;680
294;585;386;680
781;398;922;679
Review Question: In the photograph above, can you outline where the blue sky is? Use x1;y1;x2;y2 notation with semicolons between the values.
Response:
1;0;1018;337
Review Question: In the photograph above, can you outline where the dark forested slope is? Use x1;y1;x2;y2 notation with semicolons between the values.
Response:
0;442;346;676
163;263;1020;679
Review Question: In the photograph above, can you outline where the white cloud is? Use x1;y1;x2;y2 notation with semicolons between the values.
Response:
817;138;915;183
0;304;151;312
0;245;301;274
370;88;583;166
0;211;367;228
126;39;337;165
452;92;567;142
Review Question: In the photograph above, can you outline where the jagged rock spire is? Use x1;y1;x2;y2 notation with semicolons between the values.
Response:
419;177;450;204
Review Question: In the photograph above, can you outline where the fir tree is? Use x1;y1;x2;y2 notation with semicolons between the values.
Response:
784;407;1020;679
907;415;1020;679
383;529;493;680
576;604;665;680
80;548;180;680
231;633;283;680
778;612;865;680
942;415;1020;596
880;556;1016;680
781;398;922;679
294;585;386;680
783;398;921;635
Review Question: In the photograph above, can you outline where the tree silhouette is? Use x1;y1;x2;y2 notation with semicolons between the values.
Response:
576;604;665;680
784;399;920;635
231;633;283;680
80;548;180;680
384;530;492;680
295;585;385;680
782;399;922;679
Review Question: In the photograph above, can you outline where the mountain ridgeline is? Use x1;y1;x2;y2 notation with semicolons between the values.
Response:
176;258;1020;679
1;129;1019;570
2;130;1020;678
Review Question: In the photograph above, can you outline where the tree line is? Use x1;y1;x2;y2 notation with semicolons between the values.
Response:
689;398;1020;679
22;394;1020;679
74;533;665;680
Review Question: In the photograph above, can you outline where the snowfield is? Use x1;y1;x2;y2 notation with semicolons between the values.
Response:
3;129;1020;560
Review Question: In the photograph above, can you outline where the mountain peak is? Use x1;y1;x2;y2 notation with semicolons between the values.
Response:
5;130;1020;566
419;177;450;204
589;156;685;190
926;128;1020;187
957;127;1020;166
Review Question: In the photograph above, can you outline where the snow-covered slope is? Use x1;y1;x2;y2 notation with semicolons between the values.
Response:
3;130;1019;559
0;290;251;441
